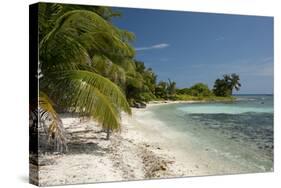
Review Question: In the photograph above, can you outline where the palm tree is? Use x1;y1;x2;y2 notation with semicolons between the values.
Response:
229;73;241;94
213;73;241;96
167;79;177;98
36;3;135;147
124;60;158;104
155;81;168;99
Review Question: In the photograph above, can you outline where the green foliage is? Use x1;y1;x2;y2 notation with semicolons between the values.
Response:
38;3;134;141
37;3;242;145
38;3;123;41
189;83;212;97
139;92;157;102
91;55;126;86
125;60;157;104
174;94;198;101
176;83;212;98
36;91;68;151
213;73;241;97
39;91;60;134
155;81;168;99
176;88;190;95
155;79;177;100
167;79;177;97
175;94;235;102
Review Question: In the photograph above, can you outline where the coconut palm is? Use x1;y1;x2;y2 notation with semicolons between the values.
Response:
36;3;135;147
167;79;177;97
213;73;241;96
155;81;168;99
229;73;241;94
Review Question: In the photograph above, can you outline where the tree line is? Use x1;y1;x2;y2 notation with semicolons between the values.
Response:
156;73;241;101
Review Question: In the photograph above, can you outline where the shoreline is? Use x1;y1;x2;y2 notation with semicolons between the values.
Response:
35;100;202;186
35;114;184;186
147;100;199;107
145;98;236;108
35;99;262;186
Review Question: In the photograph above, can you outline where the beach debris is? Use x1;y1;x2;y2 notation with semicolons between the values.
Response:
140;146;171;178
133;102;147;108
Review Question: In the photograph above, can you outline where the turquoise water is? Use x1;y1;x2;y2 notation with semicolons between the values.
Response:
148;95;273;172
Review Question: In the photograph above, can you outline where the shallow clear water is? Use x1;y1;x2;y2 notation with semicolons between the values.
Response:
148;95;273;172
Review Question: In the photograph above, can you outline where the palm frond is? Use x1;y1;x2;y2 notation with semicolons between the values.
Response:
46;71;131;130
53;70;130;113
40;10;135;68
38;5;135;143
38;91;68;152
92;55;126;84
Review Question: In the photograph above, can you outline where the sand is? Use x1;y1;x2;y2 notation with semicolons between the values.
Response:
34;101;225;186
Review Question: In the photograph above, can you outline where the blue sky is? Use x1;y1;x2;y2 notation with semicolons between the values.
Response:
112;8;273;94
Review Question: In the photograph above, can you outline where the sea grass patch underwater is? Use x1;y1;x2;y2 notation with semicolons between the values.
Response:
148;95;273;172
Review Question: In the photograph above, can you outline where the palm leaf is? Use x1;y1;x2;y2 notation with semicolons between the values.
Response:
38;91;68;151
92;55;126;84
40;10;135;67
47;71;131;130
38;6;134;145
51;70;131;113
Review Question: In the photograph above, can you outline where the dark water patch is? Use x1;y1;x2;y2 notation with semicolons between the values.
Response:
183;112;273;158
150;96;273;170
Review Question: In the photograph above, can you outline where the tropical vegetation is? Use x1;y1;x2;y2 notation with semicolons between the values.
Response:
36;3;135;147
32;3;241;152
213;73;241;97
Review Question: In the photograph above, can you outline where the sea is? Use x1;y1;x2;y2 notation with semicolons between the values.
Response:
137;95;273;174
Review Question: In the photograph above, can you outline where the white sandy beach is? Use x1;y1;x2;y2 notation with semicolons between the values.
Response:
34;101;250;186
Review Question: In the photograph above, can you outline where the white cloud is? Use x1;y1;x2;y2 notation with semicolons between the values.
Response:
135;43;169;51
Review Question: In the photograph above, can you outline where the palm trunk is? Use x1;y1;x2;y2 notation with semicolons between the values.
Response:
106;126;110;140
